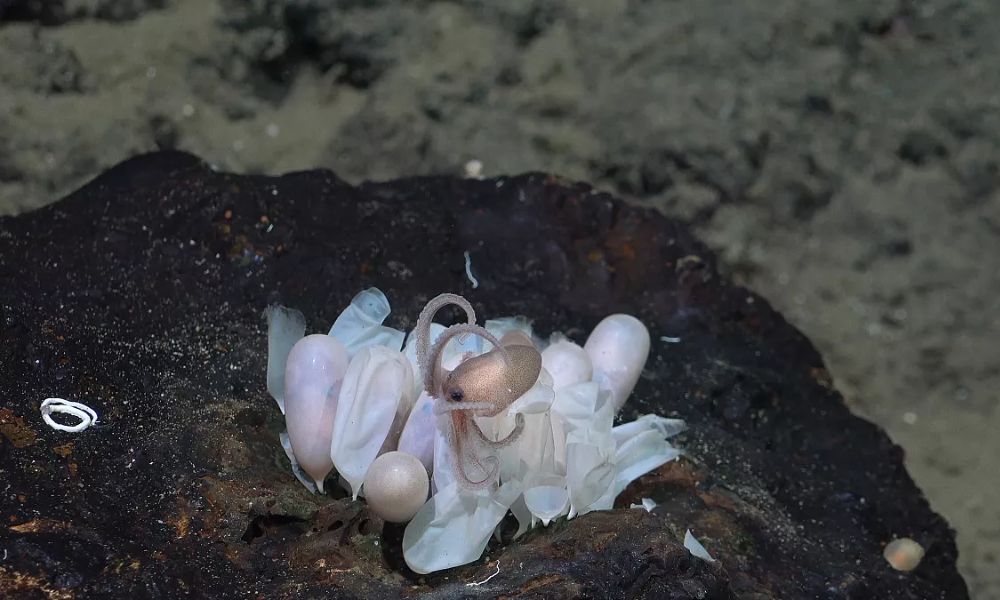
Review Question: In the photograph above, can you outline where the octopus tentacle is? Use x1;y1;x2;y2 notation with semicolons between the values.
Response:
470;413;525;449
414;293;476;394
433;398;493;414
451;414;501;489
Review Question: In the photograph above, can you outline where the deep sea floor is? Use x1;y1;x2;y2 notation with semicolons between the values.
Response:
1;1;997;595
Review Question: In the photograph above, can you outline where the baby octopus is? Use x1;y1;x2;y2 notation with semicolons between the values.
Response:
414;293;542;489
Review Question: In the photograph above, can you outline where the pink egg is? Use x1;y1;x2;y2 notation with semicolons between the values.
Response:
583;314;650;413
283;334;350;492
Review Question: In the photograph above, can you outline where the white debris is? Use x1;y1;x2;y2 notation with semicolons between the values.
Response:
630;497;657;512
684;529;716;562
464;251;480;289
466;561;501;587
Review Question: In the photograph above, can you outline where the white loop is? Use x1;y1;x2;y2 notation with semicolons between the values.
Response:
40;398;98;433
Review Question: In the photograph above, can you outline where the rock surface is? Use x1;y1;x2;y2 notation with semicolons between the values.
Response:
0;152;967;598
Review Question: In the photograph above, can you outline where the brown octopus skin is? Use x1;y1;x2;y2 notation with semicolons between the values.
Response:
413;293;542;488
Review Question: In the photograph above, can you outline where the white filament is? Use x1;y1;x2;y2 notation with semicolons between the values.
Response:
464;251;480;289
466;561;501;587
40;398;98;433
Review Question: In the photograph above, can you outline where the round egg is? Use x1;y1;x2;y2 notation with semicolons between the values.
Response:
363;451;430;523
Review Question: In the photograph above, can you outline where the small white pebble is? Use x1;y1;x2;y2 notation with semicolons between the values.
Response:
902;412;917;425
265;123;280;138
464;159;483;179
884;538;924;571
181;103;195;118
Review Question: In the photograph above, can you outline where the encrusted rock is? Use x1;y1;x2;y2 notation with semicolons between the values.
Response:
0;152;968;598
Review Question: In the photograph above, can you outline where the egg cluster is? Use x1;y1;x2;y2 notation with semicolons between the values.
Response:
266;289;685;573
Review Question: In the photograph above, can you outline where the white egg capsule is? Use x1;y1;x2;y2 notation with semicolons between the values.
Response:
363;451;429;523
330;346;415;499
283;334;350;492
541;337;593;391
583;314;650;413
397;392;436;475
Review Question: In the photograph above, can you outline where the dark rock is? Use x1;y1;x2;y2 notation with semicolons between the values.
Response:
0;151;967;599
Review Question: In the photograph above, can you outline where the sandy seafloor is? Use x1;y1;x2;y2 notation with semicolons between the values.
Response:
1;0;997;595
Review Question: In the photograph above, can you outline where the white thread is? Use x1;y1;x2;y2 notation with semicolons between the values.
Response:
463;251;480;289
40;398;98;433
660;336;681;343
466;561;501;587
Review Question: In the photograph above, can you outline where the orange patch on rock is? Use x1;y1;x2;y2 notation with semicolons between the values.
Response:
9;518;71;534
52;441;75;458
0;566;75;600
0;408;37;448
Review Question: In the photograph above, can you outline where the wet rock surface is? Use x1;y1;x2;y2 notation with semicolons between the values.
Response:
0;152;967;598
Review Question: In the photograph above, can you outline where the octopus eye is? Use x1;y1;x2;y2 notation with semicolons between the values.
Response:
449;389;464;402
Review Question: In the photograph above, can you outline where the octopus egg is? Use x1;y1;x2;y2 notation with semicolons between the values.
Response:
583;314;650;412
397;392;436;475
363;451;429;523
283;334;350;492
541;338;593;390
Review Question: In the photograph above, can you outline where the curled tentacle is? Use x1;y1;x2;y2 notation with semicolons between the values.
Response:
470;413;525;449
414;293;476;394
450;414;501;489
